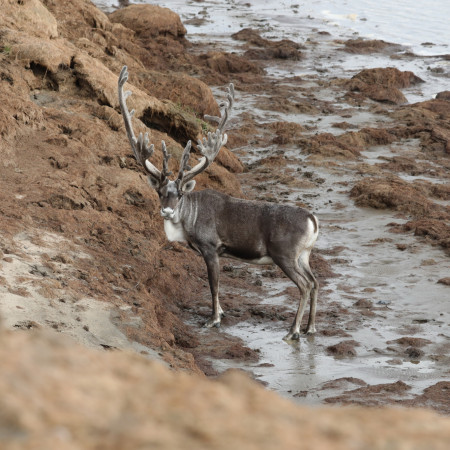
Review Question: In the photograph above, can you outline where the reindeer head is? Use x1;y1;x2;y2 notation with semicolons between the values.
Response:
147;141;196;221
118;66;234;221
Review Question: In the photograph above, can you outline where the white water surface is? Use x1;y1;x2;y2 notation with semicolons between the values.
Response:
98;0;450;56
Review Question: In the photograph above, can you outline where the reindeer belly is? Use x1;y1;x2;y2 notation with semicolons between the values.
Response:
223;253;274;265
247;255;274;265
220;244;274;265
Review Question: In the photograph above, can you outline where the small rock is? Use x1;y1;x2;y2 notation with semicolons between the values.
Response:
293;391;308;398
326;340;359;357
377;300;391;305
436;90;450;101
437;277;450;286
405;347;424;359
387;359;403;365
14;320;41;330
354;298;373;308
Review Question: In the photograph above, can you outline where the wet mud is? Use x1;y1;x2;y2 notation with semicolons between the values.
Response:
0;0;448;416
117;0;450;413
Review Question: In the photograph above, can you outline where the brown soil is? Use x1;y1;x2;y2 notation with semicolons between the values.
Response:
1;327;449;449
0;1;449;443
326;340;360;357
232;28;304;60
325;379;450;414
350;176;450;253
109;4;187;39
345;67;424;104
0;0;246;373
340;38;399;54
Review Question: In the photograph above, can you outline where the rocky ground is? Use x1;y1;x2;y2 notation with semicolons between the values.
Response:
0;0;449;445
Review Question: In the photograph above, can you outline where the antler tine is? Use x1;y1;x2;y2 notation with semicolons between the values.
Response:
176;140;193;184
179;129;227;185
136;132;154;165
204;82;235;132
118;66;162;181
161;141;173;179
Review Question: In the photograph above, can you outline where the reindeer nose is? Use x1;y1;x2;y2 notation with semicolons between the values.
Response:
160;207;175;220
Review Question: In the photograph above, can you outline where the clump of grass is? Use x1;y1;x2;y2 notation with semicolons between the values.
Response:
174;101;198;117
197;118;210;134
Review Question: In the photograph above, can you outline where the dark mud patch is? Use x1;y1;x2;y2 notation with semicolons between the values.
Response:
232;28;304;60
350;175;445;216
345;67;424;104
401;382;450;414
385;337;435;362
387;337;433;347
324;381;412;407
438;277;450;286
340;38;401;54
326;340;360;357
320;377;367;390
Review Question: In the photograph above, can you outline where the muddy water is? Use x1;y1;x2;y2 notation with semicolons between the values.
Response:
98;0;450;98
215;167;449;403
183;1;449;404
211;121;449;403
94;0;449;406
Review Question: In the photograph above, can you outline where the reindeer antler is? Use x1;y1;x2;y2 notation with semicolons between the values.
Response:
204;83;234;131
177;83;234;186
118;66;164;182
119;66;234;187
161;141;173;179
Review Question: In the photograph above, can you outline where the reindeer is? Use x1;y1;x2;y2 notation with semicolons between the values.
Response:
118;66;319;340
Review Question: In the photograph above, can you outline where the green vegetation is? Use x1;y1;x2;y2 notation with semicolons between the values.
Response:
197;118;210;134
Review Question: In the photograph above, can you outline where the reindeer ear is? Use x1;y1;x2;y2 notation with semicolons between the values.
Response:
147;175;160;190
182;180;196;193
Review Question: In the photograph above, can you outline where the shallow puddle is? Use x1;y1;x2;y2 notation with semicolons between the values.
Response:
213;178;449;405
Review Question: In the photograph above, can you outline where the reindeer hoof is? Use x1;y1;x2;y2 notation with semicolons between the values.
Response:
305;327;316;335
203;318;221;328
283;331;300;341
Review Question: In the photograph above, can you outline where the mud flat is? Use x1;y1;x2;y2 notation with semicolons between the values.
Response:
0;0;448;420
95;0;450;412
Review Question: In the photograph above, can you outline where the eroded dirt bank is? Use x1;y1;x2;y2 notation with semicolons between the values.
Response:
1;326;450;449
0;0;449;432
0;0;250;373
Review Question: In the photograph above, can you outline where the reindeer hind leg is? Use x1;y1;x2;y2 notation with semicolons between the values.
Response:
298;249;318;335
303;263;318;335
273;257;312;341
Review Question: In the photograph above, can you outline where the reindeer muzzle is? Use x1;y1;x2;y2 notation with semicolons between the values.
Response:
160;208;175;220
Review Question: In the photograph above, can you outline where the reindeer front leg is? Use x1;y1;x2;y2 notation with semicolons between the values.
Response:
202;251;223;328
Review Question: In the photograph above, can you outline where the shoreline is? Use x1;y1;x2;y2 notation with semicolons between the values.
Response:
97;0;450;57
